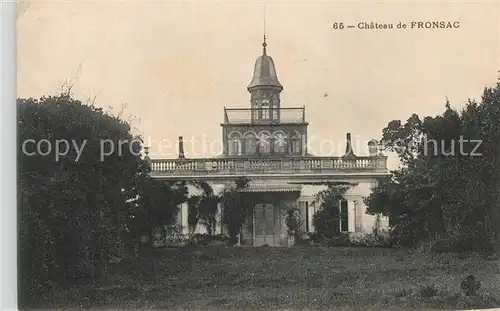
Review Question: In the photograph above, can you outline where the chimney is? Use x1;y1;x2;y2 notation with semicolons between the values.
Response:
178;136;185;159
143;146;151;161
343;132;355;157
368;139;378;157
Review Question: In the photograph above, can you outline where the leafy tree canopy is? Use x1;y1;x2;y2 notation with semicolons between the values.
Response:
18;94;187;306
365;80;500;253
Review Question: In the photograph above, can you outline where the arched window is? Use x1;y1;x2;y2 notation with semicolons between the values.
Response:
228;132;242;155
273;132;287;153
258;131;271;154
245;133;257;154
289;131;302;154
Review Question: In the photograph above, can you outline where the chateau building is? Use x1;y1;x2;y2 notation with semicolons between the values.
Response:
147;38;389;246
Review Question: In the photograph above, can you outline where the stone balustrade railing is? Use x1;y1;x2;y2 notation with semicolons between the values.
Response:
149;156;387;176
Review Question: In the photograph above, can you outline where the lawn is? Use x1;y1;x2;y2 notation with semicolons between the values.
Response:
44;246;500;310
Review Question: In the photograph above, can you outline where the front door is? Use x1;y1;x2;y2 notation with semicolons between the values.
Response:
254;203;276;246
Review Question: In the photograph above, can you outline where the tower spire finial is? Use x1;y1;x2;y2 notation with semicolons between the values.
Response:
262;34;267;55
262;2;267;55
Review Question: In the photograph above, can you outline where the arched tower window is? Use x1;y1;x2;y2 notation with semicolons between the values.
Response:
245;132;257;154
258;131;271;154
228;132;242;155
289;131;302;154
273;131;287;153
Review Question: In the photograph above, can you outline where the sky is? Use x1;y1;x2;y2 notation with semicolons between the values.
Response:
17;0;500;169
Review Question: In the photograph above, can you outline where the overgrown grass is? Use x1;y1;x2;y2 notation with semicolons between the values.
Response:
36;247;500;310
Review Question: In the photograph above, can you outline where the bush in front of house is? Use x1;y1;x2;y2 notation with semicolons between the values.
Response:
304;231;392;247
350;232;392;247
284;205;307;245
220;178;252;246
415;233;497;256
300;232;352;247
326;232;352;246
188;233;230;246
311;183;352;241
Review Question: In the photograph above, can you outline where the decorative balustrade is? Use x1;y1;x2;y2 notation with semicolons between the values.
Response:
149;156;387;177
224;107;305;124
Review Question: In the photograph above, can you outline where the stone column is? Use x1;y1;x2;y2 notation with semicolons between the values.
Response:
181;202;189;236
354;200;363;233
307;201;315;233
301;133;307;156
216;202;222;235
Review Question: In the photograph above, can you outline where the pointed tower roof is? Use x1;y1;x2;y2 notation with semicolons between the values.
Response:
247;36;283;91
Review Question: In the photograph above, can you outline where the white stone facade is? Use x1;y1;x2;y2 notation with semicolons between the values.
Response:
173;179;389;246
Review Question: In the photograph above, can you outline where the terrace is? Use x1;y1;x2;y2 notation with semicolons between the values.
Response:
149;155;388;180
223;107;306;124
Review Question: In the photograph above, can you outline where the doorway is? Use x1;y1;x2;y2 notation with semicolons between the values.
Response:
254;202;278;246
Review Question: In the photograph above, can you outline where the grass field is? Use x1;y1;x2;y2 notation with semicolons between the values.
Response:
44;246;500;310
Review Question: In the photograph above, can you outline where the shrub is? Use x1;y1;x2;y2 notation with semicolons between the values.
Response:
165;224;185;246
284;205;306;244
330;232;352;246
188;233;229;246
18;95;187;307
314;232;352;247
18;96;142;306
198;195;219;236
420;233;497;255
351;233;392;247
307;232;322;244
311;183;352;241
220;178;251;246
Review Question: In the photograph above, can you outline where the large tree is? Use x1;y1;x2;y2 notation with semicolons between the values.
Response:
365;81;500;253
18;94;185;306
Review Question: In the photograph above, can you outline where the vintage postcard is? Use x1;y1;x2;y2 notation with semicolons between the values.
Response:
14;0;500;310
